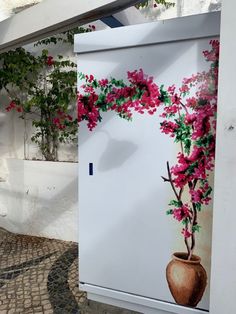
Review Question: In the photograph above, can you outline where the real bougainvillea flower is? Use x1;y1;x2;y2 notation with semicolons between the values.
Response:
46;56;54;66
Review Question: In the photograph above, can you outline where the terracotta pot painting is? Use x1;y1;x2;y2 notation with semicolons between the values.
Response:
166;253;207;307
78;39;219;309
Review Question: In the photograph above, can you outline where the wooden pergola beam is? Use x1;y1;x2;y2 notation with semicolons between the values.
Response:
0;0;142;53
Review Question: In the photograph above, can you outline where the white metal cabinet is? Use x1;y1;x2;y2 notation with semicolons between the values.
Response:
76;12;220;314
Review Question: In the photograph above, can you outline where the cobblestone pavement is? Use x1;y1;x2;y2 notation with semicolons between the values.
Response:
0;228;138;314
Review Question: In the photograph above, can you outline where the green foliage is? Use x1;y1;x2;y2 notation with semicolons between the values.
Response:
204;186;212;198
159;85;171;104
35;25;94;46
136;0;175;9
182;218;188;226
192;224;201;233
168;200;182;207
174;115;192;154
195;203;202;211
0;48;41;91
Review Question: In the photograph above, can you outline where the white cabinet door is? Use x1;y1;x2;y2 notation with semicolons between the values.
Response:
78;13;220;313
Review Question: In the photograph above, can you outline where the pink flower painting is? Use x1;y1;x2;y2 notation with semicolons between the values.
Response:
78;40;219;259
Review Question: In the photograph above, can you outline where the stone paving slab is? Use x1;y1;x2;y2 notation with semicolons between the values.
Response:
0;228;139;314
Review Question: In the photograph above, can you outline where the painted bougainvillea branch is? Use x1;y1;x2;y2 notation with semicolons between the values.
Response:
78;40;219;260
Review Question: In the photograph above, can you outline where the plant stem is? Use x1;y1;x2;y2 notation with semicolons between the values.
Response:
23;113;27;160
185;231;191;258
180;101;189;115
165;162;192;256
187;181;198;260
166;161;180;201
189;202;197;260
178;187;183;200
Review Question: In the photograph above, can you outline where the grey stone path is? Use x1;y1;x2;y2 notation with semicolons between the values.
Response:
0;228;138;314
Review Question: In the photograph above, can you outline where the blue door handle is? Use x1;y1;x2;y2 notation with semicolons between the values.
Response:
89;163;93;175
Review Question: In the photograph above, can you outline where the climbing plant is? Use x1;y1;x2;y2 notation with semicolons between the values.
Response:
0;25;94;161
136;0;175;9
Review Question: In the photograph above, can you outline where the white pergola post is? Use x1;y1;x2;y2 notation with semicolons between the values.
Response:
210;2;236;314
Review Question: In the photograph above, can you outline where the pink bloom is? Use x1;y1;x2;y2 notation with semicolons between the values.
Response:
84;85;95;93
98;79;108;87
46;56;54;66
160;121;178;137
88;75;94;83
53;118;60;125
187;146;203;162
184;113;196;125
85;75;94;83
6;101;23;113
182;228;192;238
171;94;181;105
179;84;190;94
164;105;179;115
190;189;203;203
89;24;96;30
203;40;219;62
6;101;16;112
16;106;23;113
186;97;197;108
167;85;176;95
173;204;191;221
77;92;100;131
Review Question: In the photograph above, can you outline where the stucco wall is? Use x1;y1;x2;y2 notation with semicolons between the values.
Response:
139;0;221;20
0;159;78;241
0;0;42;22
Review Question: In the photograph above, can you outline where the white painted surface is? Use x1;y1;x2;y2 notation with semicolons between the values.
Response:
78;13;219;313
75;11;220;53
210;1;236;314
0;159;78;241
85;285;205;314
88;292;175;314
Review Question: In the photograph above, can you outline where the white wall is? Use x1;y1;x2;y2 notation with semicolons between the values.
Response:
139;0;221;20
0;28;79;239
0;159;78;241
0;0;42;22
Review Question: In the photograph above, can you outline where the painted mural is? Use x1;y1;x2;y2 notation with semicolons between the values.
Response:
78;40;219;308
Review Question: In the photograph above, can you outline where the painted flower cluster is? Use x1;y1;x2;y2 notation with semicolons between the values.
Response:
78;40;219;259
